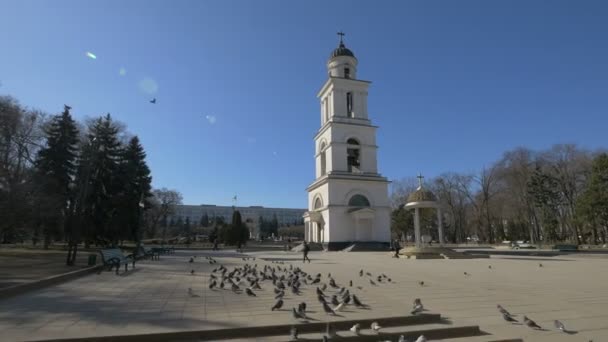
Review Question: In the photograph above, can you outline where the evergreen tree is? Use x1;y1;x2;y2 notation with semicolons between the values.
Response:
75;114;123;246
112;136;152;243
34;105;79;249
577;153;608;244
271;213;279;235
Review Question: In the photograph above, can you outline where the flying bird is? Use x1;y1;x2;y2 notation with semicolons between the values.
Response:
350;323;361;335
150;98;156;104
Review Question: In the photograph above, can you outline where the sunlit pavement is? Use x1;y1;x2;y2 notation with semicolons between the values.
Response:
0;249;607;341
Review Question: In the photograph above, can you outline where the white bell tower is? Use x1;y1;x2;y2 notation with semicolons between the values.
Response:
303;32;391;251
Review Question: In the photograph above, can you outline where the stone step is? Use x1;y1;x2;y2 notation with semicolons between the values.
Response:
35;315;443;342
224;323;481;341
437;335;524;342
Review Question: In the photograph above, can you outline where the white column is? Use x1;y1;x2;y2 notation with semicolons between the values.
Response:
304;221;309;242
354;217;359;241
437;208;444;246
414;207;421;248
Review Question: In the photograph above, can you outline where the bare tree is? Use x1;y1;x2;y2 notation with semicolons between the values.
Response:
145;188;183;240
433;173;473;243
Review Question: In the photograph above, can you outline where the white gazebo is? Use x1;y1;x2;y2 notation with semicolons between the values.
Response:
404;174;444;248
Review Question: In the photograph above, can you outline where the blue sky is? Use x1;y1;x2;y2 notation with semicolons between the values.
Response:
1;0;607;209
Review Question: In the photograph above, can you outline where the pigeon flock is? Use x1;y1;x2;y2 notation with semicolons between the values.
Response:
187;255;576;341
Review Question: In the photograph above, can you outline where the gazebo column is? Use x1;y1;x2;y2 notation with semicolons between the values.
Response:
414;207;421;248
437;208;444;246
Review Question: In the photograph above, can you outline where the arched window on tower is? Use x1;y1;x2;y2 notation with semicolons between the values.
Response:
346;138;360;172
320;142;327;176
348;194;370;207
314;198;323;210
346;92;353;118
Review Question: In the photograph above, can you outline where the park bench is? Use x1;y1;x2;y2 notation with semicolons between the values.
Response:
136;244;160;260
151;245;175;255
552;244;579;252
99;248;135;274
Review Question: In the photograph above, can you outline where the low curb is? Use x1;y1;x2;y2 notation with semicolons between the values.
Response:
0;264;103;300
27;314;449;342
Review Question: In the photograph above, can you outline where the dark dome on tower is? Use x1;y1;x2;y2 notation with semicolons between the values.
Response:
330;41;356;59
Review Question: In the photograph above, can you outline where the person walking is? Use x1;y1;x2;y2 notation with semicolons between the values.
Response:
302;241;311;263
393;239;401;258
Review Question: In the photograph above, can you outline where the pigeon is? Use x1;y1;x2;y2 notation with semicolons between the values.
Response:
418;281;424;287
245;288;256;297
415;335;427;342
349;280;353;287
398;335;407;342
275;291;284;299
524;316;542;329
271;299;284;311
231;283;240;293
190;269;195;275
370;279;377;286
366;272;372;277
316;287;326;297
189;257;194;263
292;307;305;320
388;278;392;282
321;283;327;291
497;304;512;317
333;302;345;312
322;301;336;315
371;321;382;333
209;281;216;289
289;326;298;341
329;278;338;288
150;98;156;104
220;282;225;289
464;272;470;276
359;269;364;277
412;300;424;315
330;295;340;306
502;313;518;322
298;302;307;314
554;320;566;332
352;294;365;307
539;263;543;268
350;323;361;335
488;265;492;269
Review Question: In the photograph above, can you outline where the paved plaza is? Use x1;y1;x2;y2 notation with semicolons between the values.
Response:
0;249;606;341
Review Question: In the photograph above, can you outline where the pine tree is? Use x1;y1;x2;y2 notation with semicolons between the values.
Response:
34;105;79;249
74;114;123;246
577;153;608;244
112;136;152;243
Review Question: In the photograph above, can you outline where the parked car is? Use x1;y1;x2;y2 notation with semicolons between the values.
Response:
512;241;536;249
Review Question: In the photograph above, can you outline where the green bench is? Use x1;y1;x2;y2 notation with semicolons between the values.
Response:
99;248;136;274
136;244;160;260
552;244;578;252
